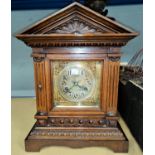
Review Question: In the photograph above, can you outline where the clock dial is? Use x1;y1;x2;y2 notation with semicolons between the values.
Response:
53;61;102;108
58;64;95;102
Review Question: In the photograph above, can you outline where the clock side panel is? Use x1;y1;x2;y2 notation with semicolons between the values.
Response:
33;56;48;113
102;56;120;116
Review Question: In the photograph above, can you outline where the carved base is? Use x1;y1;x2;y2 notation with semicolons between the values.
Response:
25;123;128;152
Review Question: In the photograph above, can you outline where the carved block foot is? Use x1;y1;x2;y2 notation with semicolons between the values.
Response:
25;138;128;152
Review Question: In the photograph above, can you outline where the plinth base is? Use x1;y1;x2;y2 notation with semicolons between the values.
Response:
25;123;128;152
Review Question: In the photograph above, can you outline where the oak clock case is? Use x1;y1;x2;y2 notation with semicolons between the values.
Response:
16;2;138;153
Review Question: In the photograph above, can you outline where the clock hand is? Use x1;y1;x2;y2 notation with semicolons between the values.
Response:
67;81;87;92
71;80;88;91
63;81;77;93
77;84;88;91
68;85;75;91
68;81;77;91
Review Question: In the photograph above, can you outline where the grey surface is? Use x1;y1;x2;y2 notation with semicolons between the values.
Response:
11;5;143;97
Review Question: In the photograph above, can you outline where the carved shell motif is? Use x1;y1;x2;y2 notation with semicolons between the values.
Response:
49;19;101;34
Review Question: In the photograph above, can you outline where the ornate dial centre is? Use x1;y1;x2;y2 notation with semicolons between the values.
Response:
58;63;95;102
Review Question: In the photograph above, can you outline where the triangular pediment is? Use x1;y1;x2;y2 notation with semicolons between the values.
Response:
16;2;138;47
20;2;134;35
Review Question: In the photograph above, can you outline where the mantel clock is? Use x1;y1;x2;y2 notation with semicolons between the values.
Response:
16;2;138;152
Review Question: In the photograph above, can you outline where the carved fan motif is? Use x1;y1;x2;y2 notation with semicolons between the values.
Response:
47;19;103;34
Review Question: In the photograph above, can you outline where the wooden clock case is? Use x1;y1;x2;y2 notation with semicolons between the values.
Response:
16;2;138;152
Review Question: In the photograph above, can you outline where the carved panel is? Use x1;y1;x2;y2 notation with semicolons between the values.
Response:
29;127;125;140
35;117;117;128
108;56;120;62
46;18;105;34
33;57;45;62
27;40;127;47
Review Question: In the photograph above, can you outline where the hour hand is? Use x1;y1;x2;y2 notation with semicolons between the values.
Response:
67;82;76;91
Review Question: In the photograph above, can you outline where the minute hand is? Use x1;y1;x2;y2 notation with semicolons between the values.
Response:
68;81;77;91
68;84;75;91
77;84;88;91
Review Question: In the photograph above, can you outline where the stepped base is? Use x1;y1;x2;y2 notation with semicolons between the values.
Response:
25;123;128;152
